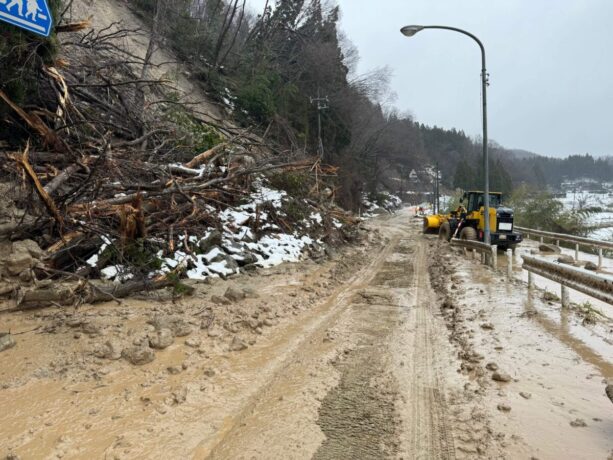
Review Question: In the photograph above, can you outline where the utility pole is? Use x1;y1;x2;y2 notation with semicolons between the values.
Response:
310;89;329;161
436;163;441;214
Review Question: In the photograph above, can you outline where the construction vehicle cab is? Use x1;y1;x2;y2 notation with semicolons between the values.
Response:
424;191;523;250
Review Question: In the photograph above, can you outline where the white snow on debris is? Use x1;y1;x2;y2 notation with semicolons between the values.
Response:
97;178;332;283
310;212;323;225
361;192;402;218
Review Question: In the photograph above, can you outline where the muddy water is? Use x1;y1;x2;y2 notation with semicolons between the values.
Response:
451;248;613;459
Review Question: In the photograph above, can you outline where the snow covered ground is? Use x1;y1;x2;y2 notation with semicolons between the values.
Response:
558;190;613;240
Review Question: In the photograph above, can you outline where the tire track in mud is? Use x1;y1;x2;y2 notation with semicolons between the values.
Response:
315;236;457;460
204;232;402;459
402;240;456;459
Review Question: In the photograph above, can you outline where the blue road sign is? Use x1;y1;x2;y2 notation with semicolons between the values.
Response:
0;0;53;37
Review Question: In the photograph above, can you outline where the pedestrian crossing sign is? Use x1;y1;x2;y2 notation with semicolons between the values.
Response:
0;0;53;37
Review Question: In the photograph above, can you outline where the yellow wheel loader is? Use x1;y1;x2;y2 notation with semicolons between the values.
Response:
423;191;523;250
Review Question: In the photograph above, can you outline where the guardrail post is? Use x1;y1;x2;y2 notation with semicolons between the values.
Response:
575;244;579;262
507;249;513;278
561;285;570;308
528;271;534;289
540;236;544;244
491;245;498;270
472;249;477;260
556;239;560;247
598;248;603;269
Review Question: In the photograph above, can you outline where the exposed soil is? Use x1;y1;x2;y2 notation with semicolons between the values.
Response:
1;209;612;459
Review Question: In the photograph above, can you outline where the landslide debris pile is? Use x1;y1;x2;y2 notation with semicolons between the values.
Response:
0;17;371;309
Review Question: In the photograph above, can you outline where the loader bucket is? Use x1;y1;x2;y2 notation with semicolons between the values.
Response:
423;215;444;234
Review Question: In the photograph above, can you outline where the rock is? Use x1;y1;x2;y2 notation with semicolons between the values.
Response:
0;282;17;296
198;230;222;253
492;372;512;383
81;322;102;337
211;295;231;305
149;316;191;337
185;337;201;348
211;253;240;275
204;368;216;377
167;366;181;375
263;319;274;327
170;319;192;337
539;243;561;254
584;261;598;271
605;384;613;403
486;362;499;371
12;239;45;259
520;392;532;400
480;323;495;330
121;346;155;365
570;418;587;427
94;340;122;360
229;336;248;352
224;287;246;302
223;322;239;333
557;255;575;265
237;252;258;267
149;328;174;349
242;287;259;298
0;333;16;352
207;327;222;338
497;404;512;412
5;453;21;460
5;252;33;275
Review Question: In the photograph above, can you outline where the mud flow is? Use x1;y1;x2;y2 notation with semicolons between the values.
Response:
1;210;612;459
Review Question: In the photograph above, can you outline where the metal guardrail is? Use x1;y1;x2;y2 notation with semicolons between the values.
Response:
522;255;613;306
516;226;612;269
451;239;499;269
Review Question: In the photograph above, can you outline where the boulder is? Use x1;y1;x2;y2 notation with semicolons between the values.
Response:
12;239;45;259
211;295;231;306
121;346;155;365
5;252;33;275
94;340;122;360
171;319;193;337
0;282;17;297
224;286;246;302
557;255;575;265
605;384;613;403
0;333;16;352
492;372;512;383
584;261;598;271
198;230;222;253
148;316;192;337
234;252;258;267
149;328;174;349
539;243;561;254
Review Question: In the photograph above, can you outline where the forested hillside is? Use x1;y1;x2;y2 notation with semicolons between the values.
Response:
2;0;609;211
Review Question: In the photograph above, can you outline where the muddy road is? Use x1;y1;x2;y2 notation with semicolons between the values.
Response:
1;210;612;459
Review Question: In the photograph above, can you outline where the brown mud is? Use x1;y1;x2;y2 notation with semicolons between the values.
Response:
1;210;612;459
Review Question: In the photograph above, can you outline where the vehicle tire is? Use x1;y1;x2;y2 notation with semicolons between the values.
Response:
422;217;430;234
439;222;452;241
459;226;477;241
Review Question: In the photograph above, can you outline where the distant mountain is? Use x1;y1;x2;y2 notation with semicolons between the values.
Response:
509;149;540;159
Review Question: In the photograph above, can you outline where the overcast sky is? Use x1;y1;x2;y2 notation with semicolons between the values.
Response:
247;0;613;158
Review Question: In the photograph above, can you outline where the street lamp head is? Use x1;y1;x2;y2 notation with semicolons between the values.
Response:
400;25;425;37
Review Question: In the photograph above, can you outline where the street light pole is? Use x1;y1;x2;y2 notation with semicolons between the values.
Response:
401;25;491;244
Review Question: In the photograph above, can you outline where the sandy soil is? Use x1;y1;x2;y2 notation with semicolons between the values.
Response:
1;210;612;459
